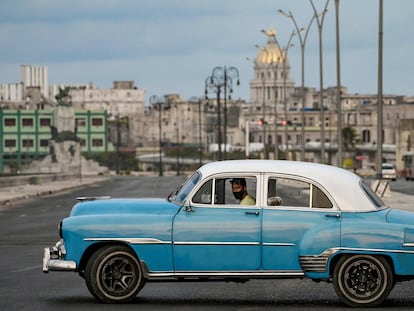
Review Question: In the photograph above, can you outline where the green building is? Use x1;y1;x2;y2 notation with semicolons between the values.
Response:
0;109;109;173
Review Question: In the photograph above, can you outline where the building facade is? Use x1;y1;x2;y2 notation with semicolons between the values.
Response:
2;56;414;174
0;109;109;173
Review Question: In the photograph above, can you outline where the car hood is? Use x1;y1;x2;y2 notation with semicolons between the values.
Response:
70;198;181;217
386;208;414;225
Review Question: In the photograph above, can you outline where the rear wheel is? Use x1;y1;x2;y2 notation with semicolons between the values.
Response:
85;245;144;303
333;255;394;307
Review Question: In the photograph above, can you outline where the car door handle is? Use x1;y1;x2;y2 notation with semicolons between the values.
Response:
325;213;341;218
245;211;260;216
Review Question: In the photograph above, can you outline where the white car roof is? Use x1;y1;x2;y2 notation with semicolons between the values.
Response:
198;160;380;212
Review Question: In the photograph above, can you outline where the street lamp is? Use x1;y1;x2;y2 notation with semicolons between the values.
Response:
149;95;163;176
310;0;330;163
278;9;315;162
205;66;240;160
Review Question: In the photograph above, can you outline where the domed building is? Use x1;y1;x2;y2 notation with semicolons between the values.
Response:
247;28;295;151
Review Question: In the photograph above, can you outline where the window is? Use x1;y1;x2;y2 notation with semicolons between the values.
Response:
22;139;34;148
40;118;51;127
192;180;213;204
92;118;103;126
40;139;49;147
267;177;332;208
22;118;33;127
76;118;86;127
5;139;16;147
361;182;384;209
5;118;16;126
92;139;103;147
192;176;257;206
174;172;201;204
362;129;370;143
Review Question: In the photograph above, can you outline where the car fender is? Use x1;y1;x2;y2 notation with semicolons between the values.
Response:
62;212;178;272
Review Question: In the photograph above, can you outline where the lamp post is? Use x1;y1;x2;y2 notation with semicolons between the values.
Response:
116;112;121;175
335;0;343;168
190;96;203;167
149;95;163;176
278;9;315;162
376;0;384;178
310;0;330;163
205;66;240;160
282;32;295;159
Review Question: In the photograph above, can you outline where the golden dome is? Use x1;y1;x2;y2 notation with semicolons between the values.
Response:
256;27;286;65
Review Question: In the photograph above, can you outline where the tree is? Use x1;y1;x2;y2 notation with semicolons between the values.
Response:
342;126;359;151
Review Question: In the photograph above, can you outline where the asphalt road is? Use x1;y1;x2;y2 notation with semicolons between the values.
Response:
1;175;414;311
388;177;414;195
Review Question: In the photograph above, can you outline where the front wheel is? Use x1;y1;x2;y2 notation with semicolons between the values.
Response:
333;255;394;307
85;245;144;303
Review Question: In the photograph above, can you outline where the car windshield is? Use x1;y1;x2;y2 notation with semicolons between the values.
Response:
169;171;201;204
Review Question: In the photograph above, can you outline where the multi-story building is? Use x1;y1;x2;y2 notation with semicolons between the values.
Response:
20;64;49;98
69;81;145;148
0;109;109;173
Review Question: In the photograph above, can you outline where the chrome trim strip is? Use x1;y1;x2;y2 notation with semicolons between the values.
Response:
83;238;261;246
83;237;171;244
263;242;296;246
173;241;261;246
300;246;414;273
76;196;111;202
340;246;414;254
299;248;340;273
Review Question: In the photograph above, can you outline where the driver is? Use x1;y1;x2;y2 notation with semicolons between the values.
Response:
230;178;256;205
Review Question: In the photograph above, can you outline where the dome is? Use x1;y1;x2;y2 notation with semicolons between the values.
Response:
256;28;286;65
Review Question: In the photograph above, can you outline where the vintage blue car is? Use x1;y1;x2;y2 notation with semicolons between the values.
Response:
43;160;414;307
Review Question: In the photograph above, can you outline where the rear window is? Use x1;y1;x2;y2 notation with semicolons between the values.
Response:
361;182;384;208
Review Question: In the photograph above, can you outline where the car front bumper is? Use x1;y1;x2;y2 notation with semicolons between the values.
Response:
43;239;77;273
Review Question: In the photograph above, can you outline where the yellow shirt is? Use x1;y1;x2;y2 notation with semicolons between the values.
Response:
240;194;256;205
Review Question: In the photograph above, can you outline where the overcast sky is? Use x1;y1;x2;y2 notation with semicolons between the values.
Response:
0;0;413;103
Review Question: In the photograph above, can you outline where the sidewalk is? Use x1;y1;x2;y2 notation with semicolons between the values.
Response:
0;175;413;211
0;176;110;207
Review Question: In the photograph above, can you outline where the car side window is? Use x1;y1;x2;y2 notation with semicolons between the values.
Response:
311;184;333;208
192;177;257;206
192;179;213;204
267;177;332;208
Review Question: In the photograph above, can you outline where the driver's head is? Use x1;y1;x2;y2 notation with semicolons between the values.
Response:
230;178;247;200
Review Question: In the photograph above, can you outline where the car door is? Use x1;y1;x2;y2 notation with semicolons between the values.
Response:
172;176;262;272
262;175;341;271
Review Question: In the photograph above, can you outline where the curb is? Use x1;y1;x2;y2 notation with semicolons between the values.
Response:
0;177;110;207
